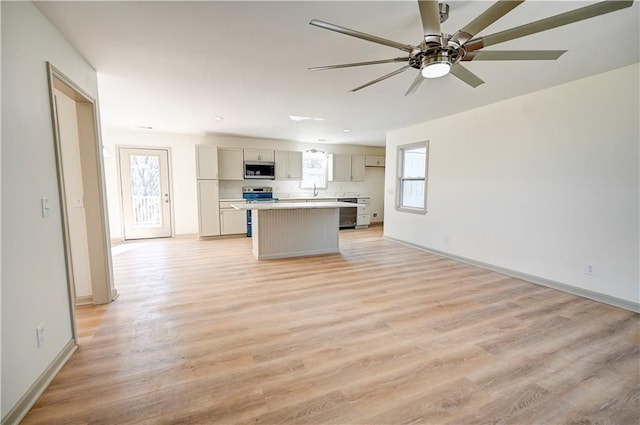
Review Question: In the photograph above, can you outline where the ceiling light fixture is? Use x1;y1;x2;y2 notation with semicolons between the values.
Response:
135;125;153;130
421;53;452;79
289;115;324;122
212;116;224;121
343;129;351;133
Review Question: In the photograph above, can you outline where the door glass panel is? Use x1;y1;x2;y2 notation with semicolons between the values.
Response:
129;154;162;228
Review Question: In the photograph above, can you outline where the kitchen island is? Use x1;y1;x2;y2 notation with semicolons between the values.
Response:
231;201;358;260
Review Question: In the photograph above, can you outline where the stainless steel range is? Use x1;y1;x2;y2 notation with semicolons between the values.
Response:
242;187;275;237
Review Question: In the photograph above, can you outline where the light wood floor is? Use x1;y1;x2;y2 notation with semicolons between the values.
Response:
22;226;639;424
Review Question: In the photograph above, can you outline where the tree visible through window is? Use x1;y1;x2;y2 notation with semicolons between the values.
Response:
397;142;428;212
300;150;327;189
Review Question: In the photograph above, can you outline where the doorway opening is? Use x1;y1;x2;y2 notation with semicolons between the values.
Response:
47;63;117;344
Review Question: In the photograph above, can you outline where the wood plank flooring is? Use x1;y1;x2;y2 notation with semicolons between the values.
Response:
21;226;639;424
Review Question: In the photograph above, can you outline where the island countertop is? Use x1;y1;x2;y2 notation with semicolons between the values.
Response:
231;201;361;210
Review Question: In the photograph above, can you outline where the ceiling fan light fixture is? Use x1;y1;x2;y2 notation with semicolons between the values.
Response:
421;53;452;79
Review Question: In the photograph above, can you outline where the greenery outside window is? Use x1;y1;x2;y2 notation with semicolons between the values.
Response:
300;149;327;189
397;141;428;213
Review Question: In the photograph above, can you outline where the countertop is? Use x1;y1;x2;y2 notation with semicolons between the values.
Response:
231;201;363;210
219;195;370;202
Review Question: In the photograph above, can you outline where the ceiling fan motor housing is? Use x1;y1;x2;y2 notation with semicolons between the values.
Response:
409;37;464;71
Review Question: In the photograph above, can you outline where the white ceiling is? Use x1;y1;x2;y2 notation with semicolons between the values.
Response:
36;1;639;147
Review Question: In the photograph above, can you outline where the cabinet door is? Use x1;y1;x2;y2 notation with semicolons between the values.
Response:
357;214;371;226
220;209;247;235
274;150;289;180
198;180;220;236
244;149;274;162
218;148;244;180
351;154;365;181
275;150;303;180
287;151;303;179
259;150;275;162
329;153;351;182
365;155;385;167
196;145;218;179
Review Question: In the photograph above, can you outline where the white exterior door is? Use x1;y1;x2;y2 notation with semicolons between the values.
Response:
119;147;172;240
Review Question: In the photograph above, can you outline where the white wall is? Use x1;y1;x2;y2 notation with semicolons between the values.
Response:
102;131;386;239
1;1;101;418
384;64;639;306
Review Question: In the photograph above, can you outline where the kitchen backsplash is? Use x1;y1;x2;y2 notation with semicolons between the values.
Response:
218;179;374;199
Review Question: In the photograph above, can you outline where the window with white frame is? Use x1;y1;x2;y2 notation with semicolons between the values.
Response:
397;142;428;213
300;150;327;189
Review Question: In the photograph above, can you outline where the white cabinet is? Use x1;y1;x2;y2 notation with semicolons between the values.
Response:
275;150;303;180
365;155;385;167
244;149;275;162
219;201;246;235
197;180;220;237
218;148;244;180
328;153;365;182
328;153;350;182
196;145;218;179
356;197;370;228
351;154;365;181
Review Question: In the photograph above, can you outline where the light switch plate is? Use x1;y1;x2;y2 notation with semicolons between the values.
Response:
41;198;51;218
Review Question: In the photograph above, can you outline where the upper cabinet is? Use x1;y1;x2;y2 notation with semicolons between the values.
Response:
218;147;244;180
351;154;365;181
365;155;385;167
196;145;218;179
275;150;303;180
244;149;275;162
328;153;365;182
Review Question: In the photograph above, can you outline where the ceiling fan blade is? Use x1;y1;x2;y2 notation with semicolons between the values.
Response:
404;73;425;96
462;50;567;61
450;63;485;88
465;0;634;51
451;0;524;45
350;65;412;92
309;58;409;71
310;19;416;53
418;0;441;39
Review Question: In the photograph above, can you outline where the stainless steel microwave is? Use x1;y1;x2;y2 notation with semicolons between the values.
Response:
244;161;275;180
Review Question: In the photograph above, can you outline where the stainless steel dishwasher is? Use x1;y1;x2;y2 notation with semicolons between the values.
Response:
337;198;357;229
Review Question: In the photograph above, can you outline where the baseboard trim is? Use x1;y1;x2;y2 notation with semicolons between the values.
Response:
74;295;93;306
1;339;77;425
384;236;639;313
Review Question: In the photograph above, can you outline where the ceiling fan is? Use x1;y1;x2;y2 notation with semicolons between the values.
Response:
309;0;633;95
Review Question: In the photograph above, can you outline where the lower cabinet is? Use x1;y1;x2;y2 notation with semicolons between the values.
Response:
219;201;247;235
356;197;371;228
198;180;220;237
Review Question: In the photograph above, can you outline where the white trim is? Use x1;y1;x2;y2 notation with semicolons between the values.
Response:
396;141;429;213
1;340;77;425
385;235;640;313
74;295;93;305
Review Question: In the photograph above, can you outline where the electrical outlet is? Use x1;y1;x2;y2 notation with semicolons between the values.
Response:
36;323;45;348
443;234;450;243
585;262;595;276
373;212;378;218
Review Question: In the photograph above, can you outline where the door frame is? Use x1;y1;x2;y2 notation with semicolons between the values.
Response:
46;62;118;341
116;146;175;240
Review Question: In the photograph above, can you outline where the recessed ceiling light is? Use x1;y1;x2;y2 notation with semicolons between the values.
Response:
343;129;351;133
318;138;328;142
289;115;324;122
212;116;224;121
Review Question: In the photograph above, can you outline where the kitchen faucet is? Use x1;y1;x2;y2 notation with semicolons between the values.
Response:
313;183;318;197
